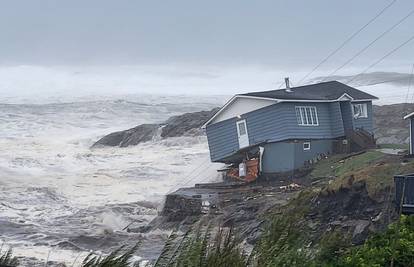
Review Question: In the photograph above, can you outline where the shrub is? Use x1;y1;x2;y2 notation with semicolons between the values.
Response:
341;215;414;267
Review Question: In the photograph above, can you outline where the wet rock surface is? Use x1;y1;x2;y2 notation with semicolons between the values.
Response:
92;108;218;147
310;181;393;245
138;180;298;247
93;124;159;147
373;103;414;144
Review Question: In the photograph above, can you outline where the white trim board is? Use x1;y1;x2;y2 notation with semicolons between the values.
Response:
411;119;413;155
202;95;278;127
404;112;414;120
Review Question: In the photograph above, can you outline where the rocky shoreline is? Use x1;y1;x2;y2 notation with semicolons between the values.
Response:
93;103;414;148
92;108;219;148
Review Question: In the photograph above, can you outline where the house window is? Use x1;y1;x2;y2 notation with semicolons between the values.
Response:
352;103;368;119
295;106;319;126
303;141;311;151
238;121;247;135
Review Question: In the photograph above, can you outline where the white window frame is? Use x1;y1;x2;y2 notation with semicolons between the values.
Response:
303;141;311;151
236;119;249;148
352;103;368;119
295;106;319;126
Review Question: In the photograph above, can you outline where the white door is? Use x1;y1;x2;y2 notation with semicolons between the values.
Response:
236;120;249;148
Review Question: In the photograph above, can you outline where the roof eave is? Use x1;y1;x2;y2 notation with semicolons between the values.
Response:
404;112;414;120
201;95;278;128
202;92;378;128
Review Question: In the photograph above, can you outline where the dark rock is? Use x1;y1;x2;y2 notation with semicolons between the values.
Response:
373;103;414;144
92;108;219;148
161;109;219;138
93;124;159;148
161;193;203;221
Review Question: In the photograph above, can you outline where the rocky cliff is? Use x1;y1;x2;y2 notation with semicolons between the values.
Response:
373;103;414;144
92;108;219;147
93;103;414;148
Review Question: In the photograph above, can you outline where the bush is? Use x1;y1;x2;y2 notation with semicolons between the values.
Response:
341;215;414;267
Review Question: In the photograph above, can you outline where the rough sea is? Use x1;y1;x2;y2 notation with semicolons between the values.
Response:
0;95;225;266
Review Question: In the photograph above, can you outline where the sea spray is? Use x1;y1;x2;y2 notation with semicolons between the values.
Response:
0;95;223;265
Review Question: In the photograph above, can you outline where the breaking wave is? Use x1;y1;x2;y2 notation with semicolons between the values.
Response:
0;95;223;266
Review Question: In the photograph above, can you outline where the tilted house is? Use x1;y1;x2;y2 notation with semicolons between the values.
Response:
203;80;378;174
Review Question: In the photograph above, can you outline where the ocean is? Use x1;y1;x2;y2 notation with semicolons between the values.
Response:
0;80;409;266
0;95;225;266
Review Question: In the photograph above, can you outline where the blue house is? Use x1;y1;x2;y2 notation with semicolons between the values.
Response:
203;80;378;174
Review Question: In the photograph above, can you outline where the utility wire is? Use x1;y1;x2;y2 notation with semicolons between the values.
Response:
297;0;397;85
403;64;414;114
408;64;414;104
166;157;212;194
346;33;414;85
324;7;414;81
278;80;286;89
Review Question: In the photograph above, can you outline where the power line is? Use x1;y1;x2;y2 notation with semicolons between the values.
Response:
408;64;414;103
403;64;414;113
346;33;414;85
166;157;212;194
323;7;414;81
278;80;286;89
297;0;397;85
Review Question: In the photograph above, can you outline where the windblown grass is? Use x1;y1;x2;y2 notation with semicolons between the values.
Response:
0;247;18;267
378;143;409;150
80;243;140;267
155;224;246;267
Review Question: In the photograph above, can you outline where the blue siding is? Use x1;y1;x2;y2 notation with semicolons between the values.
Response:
293;140;333;169
352;101;373;133
206;101;347;162
330;102;345;137
261;139;333;173
262;142;295;173
206;117;239;161
245;102;342;144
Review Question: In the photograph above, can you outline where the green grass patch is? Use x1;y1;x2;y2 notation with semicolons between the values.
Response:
310;151;385;180
310;150;414;201
378;143;409;150
334;151;385;177
323;152;414;201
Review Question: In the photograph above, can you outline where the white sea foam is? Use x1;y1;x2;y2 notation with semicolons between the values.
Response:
0;95;224;266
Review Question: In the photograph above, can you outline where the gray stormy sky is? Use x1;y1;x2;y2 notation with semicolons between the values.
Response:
1;0;413;68
0;0;414;99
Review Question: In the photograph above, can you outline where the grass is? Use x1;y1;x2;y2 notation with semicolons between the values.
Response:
254;189;354;267
307;150;414;201
378;143;409;150
155;224;247;267
341;215;414;266
80;243;140;267
0;247;18;267
323;151;414;201
310;151;385;180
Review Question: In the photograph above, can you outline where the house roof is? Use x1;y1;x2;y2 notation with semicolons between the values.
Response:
240;81;378;101
202;81;378;128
